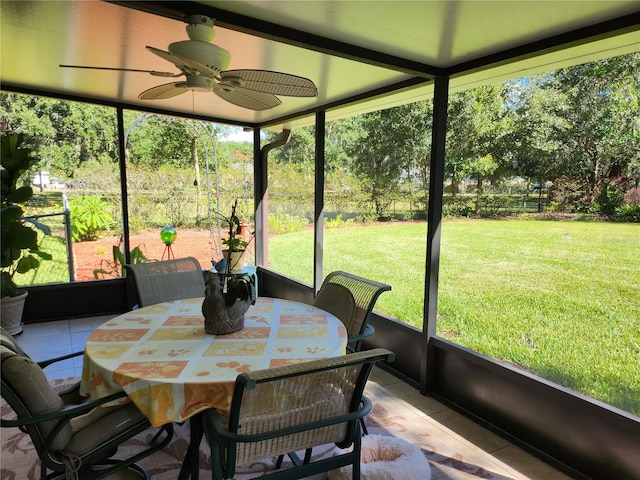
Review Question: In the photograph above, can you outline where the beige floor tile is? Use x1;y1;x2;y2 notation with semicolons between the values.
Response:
369;365;403;387
69;314;116;333
490;445;574;480
10;316;571;480
429;408;511;453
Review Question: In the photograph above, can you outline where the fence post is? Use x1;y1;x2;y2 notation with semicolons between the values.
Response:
63;193;75;282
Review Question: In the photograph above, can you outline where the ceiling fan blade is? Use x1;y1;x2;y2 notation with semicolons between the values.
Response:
221;70;317;97
212;85;281;111
59;64;180;77
139;82;188;100
146;46;217;76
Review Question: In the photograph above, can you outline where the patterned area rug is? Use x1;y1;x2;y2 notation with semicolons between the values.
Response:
1;377;504;479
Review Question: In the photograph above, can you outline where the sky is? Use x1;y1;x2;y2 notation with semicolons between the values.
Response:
222;128;255;143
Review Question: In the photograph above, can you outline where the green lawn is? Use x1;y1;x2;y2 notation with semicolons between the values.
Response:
269;219;640;415
13;233;70;286
15;218;638;414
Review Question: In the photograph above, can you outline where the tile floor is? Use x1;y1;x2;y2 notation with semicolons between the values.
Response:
12;317;572;480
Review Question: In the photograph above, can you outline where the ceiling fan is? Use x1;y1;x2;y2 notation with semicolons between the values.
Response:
60;15;318;111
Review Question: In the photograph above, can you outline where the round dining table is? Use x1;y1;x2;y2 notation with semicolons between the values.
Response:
80;296;348;428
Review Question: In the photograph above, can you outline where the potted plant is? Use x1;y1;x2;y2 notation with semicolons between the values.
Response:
220;199;251;273
202;200;256;334
92;242;149;279
1;133;52;334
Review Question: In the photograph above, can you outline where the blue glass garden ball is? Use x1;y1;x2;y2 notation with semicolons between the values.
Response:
160;226;177;245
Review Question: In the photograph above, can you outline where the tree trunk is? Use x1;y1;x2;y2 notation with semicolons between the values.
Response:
193;137;202;227
537;177;544;213
475;176;484;214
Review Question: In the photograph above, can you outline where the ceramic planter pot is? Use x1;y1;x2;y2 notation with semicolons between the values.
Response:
222;249;247;273
0;290;28;335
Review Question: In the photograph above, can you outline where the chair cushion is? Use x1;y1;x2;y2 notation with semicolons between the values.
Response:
0;327;28;357
313;283;357;335
1;354;72;451
64;402;150;457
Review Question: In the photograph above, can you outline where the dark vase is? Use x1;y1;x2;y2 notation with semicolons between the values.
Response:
202;272;256;335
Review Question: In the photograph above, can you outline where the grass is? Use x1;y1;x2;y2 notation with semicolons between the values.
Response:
14;218;638;414
269;219;640;415
13;233;71;286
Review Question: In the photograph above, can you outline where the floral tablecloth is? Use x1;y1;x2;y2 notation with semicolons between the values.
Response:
80;297;347;427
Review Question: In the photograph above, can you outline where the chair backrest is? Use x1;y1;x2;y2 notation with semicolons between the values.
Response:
313;282;357;333
1;327;175;479
1;328;73;455
211;348;394;478
124;257;206;307
316;271;391;349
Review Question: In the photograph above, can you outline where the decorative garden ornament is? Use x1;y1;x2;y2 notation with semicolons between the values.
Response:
202;271;256;335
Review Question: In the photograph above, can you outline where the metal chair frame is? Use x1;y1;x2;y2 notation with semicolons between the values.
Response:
315;271;391;353
124;256;205;308
204;348;394;480
1;334;173;480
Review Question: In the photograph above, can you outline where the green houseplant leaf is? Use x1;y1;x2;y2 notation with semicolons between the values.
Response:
1;133;51;298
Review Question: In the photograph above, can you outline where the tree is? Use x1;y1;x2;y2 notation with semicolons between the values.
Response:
0;93;118;179
446;84;510;201
462;153;499;213
344;104;431;218
550;53;640;201
504;75;570;210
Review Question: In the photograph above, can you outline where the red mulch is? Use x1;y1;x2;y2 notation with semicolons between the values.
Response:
72;229;222;281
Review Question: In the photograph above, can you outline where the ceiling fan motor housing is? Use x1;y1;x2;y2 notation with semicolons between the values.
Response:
184;75;213;92
169;41;232;72
186;16;215;42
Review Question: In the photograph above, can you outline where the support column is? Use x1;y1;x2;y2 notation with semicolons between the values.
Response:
313;111;326;292
422;76;449;394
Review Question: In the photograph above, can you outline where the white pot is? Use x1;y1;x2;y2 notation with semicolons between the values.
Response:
1;290;28;335
222;250;247;273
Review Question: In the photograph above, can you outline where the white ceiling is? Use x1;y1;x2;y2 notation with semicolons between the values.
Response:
1;1;638;131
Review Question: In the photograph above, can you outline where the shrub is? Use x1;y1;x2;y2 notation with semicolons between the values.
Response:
93;244;148;279
442;197;474;218
571;200;598;214
478;195;507;217
623;186;640;206
324;214;355;228
70;195;114;241
597;183;623;218
268;212;308;234
615;204;640;223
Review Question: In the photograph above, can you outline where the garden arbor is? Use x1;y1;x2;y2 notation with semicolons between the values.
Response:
122;113;226;264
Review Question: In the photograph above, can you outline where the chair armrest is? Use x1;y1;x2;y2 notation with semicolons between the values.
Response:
205;396;372;444
348;324;374;344
346;324;374;353
38;350;84;369
1;389;128;429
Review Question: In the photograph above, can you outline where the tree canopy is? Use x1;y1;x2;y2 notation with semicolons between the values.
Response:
1;52;638;220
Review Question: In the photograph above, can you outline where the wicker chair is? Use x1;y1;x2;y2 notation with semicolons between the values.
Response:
204;348;395;480
124;256;205;308
0;327;173;480
314;271;391;353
